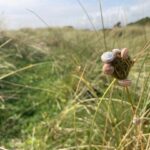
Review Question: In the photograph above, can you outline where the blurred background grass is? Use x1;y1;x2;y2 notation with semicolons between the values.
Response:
0;22;150;149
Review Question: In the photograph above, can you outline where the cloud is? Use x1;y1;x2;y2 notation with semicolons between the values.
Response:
0;0;149;29
0;0;85;28
126;0;150;22
0;0;37;7
77;0;150;29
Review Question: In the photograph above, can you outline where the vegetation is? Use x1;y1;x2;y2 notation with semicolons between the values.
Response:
128;17;150;26
0;24;150;149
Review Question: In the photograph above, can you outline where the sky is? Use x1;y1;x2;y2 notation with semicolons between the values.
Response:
0;0;149;29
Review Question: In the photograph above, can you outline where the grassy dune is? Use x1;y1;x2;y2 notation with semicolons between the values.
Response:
0;26;150;149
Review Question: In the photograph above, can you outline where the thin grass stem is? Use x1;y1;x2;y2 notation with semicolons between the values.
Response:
89;79;116;149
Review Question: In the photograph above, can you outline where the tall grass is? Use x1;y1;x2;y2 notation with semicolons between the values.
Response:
0;24;150;149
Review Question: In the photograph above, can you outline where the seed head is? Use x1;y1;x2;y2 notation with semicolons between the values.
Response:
101;48;134;86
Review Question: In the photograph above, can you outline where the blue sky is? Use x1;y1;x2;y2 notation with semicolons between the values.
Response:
0;0;149;29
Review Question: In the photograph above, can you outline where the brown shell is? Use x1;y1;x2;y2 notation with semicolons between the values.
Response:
103;63;114;75
121;48;128;59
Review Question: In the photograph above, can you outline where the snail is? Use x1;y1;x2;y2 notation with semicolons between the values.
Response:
101;51;115;63
101;48;134;86
102;63;114;75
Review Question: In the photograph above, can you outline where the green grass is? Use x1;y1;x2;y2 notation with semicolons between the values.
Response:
0;26;150;150
128;17;150;26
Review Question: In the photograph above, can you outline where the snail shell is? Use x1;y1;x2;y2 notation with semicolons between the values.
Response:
101;52;115;63
112;49;121;55
102;63;114;75
121;48;128;59
118;79;132;87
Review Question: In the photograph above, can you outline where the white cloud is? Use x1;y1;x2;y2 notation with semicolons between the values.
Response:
126;0;150;22
0;0;149;29
0;0;37;7
0;0;85;28
77;0;150;29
